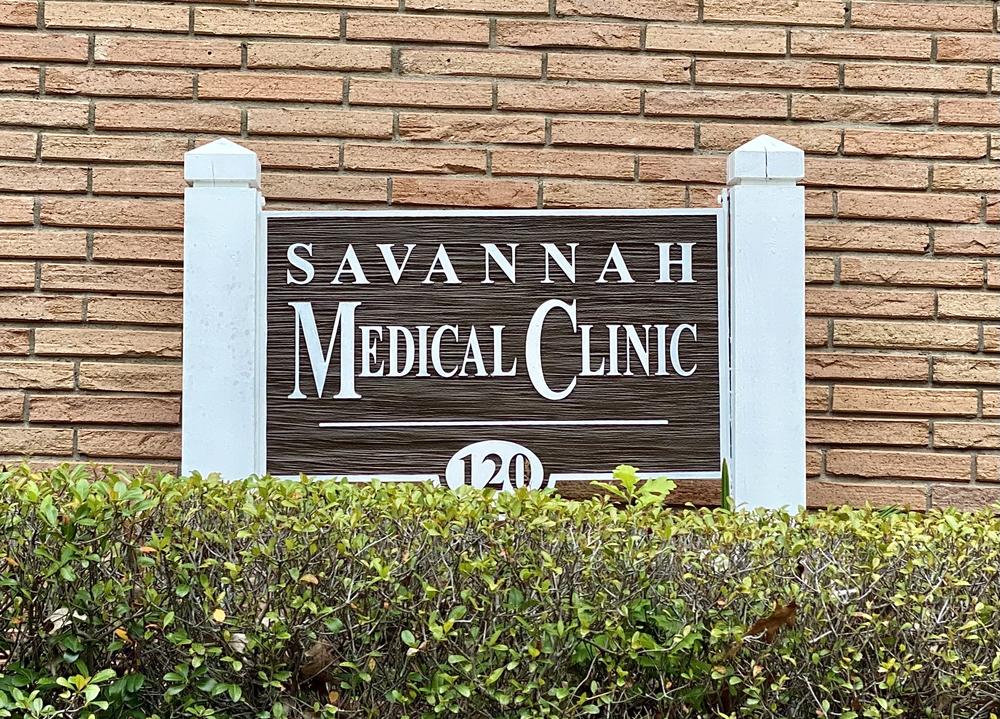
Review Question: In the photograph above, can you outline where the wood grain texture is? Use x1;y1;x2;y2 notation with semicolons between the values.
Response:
266;213;721;478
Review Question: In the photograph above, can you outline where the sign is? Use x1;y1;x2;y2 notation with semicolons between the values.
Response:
265;210;727;490
182;135;807;509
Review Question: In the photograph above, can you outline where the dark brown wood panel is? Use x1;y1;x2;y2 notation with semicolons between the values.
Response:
266;212;722;480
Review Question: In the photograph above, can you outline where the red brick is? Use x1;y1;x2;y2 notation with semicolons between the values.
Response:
936;34;1000;62
548;53;689;83
0;295;80;321
806;256;835;283
844;63;987;93
852;1;992;31
986;391;1000;418
839;257;983;288
806;352;929;381
41;263;182;295
938;99;999;127
552;119;693;150
400;49;541;79
91;166;184;197
0;229;85;258
806;287;934;318
703;0;845;25
980;456;1000;483
987;326;1000;353
41;197;181;230
95;36;241;67
29;395;180;424
806;223;929;253
42;134;189;164
0;329;29;354
0;130;35;159
241;139;341;170
845;130;986;159
347;13;489;45
647;25;785;54
78;361;181;392
195;8;339;39
933;164;1000;192
790;29;930;59
248;42;390;71
350;78;492;109
200;71;343;103
543;182;686;209
700;123;841;154
833;385;978;416
496;20;640;50
92;232;182;263
0;360;72;389
0;0;36;27
697;59;839;89
805;158;927;190
0;261;34;288
46;2;188;32
34;328;180;358
806;384;830;411
0;63;37;91
639;155;725;183
934;422;1000;450
0;99;88;128
493;148;634;179
806;318;829;346
827;449;971;481
556;0;697;21
808;418;928;446
257;0;395;6
0;31;87;61
78;429;180;459
0;427;73;453
45;67;193;98
937;291;1000;320
86;297;182;325
263;173;386;203
807;481;927;509
498;82;639;114
838;191;981;224
0;164;87;193
833;319;979;351
399;113;544;144
248;108;393;138
407;0;547;11
0;195;33;224
934;357;1000;384
344;144;485;174
392;177;536;207
931;484;1000;511
89;101;240;134
646;90;788;120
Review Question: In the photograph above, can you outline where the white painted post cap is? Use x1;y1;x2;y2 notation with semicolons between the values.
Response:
184;138;261;188
726;134;805;186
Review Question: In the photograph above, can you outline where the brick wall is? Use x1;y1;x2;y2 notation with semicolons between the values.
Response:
0;0;997;508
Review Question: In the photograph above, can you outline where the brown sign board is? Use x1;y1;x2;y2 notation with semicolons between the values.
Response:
265;210;727;490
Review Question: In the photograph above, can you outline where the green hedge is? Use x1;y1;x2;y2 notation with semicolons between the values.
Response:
1;464;999;719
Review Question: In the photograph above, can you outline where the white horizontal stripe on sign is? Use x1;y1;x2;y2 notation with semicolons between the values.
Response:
317;419;670;428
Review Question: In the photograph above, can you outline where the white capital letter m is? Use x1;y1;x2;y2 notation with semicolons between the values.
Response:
286;301;361;400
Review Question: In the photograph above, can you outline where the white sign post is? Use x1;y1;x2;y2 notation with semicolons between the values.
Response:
182;134;806;510
724;135;807;509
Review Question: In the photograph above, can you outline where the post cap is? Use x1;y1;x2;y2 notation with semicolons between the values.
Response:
185;138;261;188
726;134;804;186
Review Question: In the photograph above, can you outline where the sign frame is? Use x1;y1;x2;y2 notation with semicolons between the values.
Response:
259;207;731;485
182;134;806;509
